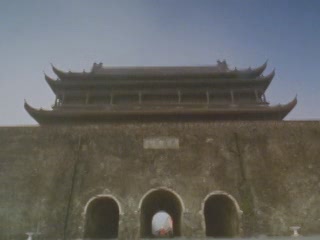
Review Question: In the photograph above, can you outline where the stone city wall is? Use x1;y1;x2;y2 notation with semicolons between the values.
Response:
0;121;319;239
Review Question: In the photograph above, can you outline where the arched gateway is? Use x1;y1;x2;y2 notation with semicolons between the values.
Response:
84;196;120;239
139;188;184;238
203;192;241;237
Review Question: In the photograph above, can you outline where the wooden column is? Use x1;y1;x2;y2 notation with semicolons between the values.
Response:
85;93;90;104
110;93;114;105
139;92;142;104
178;90;181;104
262;93;266;103
206;91;210;104
254;90;259;102
230;90;234;105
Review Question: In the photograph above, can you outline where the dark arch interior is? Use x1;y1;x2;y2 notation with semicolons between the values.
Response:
84;197;119;239
140;189;182;238
204;194;239;237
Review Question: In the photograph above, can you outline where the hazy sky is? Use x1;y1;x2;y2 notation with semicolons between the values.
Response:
1;0;319;125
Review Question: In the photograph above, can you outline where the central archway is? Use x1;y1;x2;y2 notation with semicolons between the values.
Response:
139;188;183;238
84;196;120;239
203;192;240;237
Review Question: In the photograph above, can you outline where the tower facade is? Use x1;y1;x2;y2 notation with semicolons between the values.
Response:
25;61;296;124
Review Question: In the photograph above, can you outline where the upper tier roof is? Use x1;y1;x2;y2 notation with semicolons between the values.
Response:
45;70;275;95
51;61;268;80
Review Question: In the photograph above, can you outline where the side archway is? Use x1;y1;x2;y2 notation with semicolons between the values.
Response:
203;191;241;238
84;196;120;239
139;188;184;238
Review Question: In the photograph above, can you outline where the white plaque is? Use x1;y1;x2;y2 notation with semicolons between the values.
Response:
143;137;179;149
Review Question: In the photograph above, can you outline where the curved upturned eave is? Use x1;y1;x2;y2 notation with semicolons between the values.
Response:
260;69;275;92
45;73;59;94
51;64;66;79
24;101;48;124
275;96;297;119
24;96;297;124
246;61;267;77
50;61;268;80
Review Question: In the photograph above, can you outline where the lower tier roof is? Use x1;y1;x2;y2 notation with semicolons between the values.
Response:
25;98;297;125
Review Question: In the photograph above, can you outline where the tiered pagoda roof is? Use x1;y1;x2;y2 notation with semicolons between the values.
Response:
25;60;297;124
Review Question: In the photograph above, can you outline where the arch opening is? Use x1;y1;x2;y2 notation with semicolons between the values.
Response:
140;189;182;238
152;211;173;237
84;197;119;239
204;194;239;238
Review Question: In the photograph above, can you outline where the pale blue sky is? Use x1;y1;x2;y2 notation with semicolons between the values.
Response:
1;0;319;125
